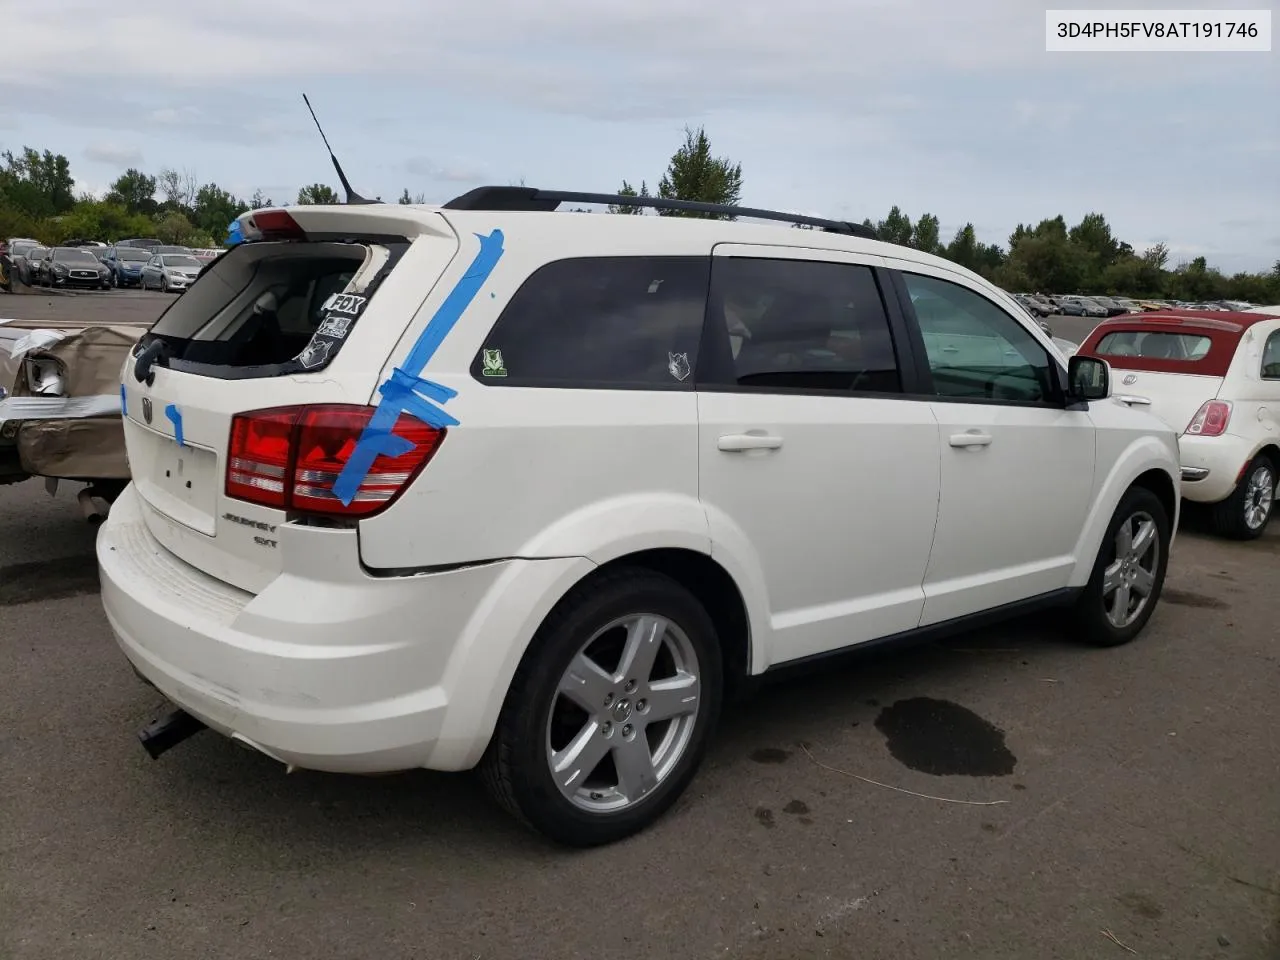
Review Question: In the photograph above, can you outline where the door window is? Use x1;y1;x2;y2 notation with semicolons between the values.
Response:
902;272;1056;403
702;257;903;394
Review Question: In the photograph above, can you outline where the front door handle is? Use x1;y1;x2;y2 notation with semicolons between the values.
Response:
718;433;784;452
949;430;993;448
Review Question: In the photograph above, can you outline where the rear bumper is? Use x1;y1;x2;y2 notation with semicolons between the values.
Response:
1177;433;1256;503
98;484;593;773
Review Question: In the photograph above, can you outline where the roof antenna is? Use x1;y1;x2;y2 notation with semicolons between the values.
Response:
302;93;376;205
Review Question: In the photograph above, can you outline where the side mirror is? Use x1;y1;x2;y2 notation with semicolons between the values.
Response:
1067;355;1111;402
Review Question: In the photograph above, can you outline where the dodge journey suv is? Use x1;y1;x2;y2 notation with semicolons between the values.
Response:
98;187;1180;846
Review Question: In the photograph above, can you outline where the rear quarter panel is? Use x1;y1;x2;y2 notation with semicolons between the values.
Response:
356;217;715;571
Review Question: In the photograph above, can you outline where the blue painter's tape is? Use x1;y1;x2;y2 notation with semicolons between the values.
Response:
119;384;127;417
332;229;505;506
164;403;184;446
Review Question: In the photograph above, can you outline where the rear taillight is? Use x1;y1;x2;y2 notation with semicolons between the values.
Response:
1185;400;1232;437
226;404;444;517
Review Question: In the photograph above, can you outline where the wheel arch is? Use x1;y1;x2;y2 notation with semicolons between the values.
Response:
1069;437;1181;587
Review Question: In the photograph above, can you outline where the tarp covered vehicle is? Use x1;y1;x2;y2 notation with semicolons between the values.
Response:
0;316;148;516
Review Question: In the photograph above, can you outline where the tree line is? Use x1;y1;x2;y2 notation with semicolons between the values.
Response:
3;134;1277;303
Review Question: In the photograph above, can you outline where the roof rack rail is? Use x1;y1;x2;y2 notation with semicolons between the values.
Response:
442;186;877;239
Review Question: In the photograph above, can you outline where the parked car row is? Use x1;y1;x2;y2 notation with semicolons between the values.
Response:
4;236;224;293
1011;292;1259;319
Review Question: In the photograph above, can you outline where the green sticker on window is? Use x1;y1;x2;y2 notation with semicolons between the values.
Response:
481;348;507;377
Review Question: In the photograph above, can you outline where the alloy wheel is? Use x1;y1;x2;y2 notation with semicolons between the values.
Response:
1102;510;1159;629
1243;464;1275;531
546;613;701;814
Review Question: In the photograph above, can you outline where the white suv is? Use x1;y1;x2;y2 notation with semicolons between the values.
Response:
98;188;1180;846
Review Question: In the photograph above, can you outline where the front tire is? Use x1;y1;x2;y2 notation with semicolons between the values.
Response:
481;568;723;847
1071;486;1170;647
1210;454;1276;540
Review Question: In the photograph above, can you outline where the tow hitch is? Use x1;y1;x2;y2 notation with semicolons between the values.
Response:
138;707;206;759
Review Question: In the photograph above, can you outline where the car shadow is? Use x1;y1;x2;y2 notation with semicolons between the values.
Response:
123;609;1070;859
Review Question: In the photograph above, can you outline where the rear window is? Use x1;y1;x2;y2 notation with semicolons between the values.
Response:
470;256;710;389
142;239;408;379
1095;330;1212;361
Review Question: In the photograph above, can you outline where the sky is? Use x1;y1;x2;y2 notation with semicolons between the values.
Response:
1;0;1276;273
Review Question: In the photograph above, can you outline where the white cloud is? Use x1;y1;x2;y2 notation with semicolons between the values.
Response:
148;106;203;125
403;156;492;184
84;142;143;166
0;0;1274;273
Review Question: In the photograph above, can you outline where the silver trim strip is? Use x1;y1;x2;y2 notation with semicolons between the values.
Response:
0;393;122;425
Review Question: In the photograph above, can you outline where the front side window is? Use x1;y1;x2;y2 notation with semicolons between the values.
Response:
703;257;902;393
903;272;1055;403
471;256;710;388
1262;331;1280;380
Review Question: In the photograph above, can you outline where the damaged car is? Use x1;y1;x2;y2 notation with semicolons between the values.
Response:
0;316;148;519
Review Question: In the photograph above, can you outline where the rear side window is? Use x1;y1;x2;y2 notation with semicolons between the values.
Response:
145;240;406;379
1262;332;1280;379
471;256;710;389
1096;330;1212;361
700;257;902;394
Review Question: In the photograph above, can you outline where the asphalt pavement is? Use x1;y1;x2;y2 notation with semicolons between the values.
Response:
1;292;1278;959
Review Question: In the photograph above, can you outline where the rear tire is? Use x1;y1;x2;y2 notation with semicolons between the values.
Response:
1209;454;1276;540
480;568;723;847
1071;486;1170;647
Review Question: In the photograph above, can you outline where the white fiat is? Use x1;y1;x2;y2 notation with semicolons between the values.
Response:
98;188;1180;846
1078;309;1280;539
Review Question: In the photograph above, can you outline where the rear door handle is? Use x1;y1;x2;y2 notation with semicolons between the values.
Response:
718;433;784;452
949;430;993;448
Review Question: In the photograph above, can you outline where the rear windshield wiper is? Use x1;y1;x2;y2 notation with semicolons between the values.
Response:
133;338;170;385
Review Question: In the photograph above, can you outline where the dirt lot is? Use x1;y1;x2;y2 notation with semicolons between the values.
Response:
1;291;1278;960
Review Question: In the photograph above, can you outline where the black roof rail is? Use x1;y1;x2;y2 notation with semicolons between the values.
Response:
442;186;878;239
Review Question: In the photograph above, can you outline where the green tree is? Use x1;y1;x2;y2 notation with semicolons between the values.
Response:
876;206;914;246
609;179;650;215
0;147;77;216
50;201;156;244
910;213;942;254
1069;212;1121;265
250;189;273;209
296;183;339;205
155;211;199;245
1142;242;1170;270
656;126;743;218
191;183;247;237
104;168;157;216
945;224;980;271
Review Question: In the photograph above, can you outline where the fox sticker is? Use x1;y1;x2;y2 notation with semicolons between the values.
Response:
482;349;508;377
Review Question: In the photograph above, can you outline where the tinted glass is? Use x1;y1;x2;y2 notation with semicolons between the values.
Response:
162;255;201;267
1262;331;1280;379
903;272;1054;403
472;256;710;388
54;248;97;262
702;257;901;393
116;248;150;262
1095;330;1212;360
